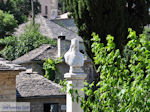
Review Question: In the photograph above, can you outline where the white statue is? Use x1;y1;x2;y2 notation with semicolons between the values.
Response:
64;38;84;73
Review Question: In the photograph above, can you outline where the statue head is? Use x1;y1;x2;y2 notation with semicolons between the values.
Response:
69;38;79;53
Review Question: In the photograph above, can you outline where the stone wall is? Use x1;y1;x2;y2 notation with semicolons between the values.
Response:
21;60;96;83
21;62;44;75
56;62;69;80
17;96;66;112
83;60;96;83
0;71;19;102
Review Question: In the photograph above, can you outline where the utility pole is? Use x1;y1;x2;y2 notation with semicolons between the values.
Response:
31;0;35;25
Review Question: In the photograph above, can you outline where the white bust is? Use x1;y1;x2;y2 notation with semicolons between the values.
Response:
64;38;84;73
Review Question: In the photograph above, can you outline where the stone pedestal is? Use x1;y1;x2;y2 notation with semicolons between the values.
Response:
64;73;87;112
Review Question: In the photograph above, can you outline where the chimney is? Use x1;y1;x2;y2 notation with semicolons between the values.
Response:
58;35;66;57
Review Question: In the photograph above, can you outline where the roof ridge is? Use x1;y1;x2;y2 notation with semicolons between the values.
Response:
0;58;25;71
12;44;52;64
30;44;51;61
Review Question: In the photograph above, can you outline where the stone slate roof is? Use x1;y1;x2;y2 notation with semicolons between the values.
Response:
12;44;57;64
0;58;25;71
14;15;82;42
16;72;65;98
52;18;78;33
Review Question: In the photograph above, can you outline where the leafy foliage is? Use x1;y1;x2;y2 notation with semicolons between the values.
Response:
63;0;150;61
0;23;56;60
82;29;150;111
142;27;150;49
62;29;150;112
0;10;18;38
0;0;40;24
43;57;63;82
123;27;150;63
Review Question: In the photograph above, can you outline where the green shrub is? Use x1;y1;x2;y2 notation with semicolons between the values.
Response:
0;10;18;38
0;23;56;60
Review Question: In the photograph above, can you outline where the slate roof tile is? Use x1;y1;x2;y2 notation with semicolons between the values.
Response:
14;15;83;42
16;72;65;98
0;58;25;71
12;44;57;64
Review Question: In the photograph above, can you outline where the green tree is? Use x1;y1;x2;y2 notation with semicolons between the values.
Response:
0;10;18;38
64;0;150;60
0;23;56;60
0;0;40;24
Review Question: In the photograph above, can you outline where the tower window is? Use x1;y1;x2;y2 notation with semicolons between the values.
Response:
45;6;48;15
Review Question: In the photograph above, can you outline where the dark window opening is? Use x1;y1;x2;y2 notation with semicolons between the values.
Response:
44;103;58;112
45;6;48;15
39;5;41;13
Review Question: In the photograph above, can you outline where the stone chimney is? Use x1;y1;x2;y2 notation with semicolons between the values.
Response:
0;58;25;102
58;35;66;57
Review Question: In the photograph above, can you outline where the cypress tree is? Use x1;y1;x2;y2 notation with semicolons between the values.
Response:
64;0;150;60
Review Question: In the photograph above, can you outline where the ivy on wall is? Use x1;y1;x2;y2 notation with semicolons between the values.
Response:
43;57;63;82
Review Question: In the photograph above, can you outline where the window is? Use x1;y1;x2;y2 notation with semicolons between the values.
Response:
45;6;48;15
44;103;58;112
50;9;57;19
39;5;41;13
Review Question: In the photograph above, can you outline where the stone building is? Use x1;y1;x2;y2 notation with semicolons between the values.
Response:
15;15;84;50
13;15;96;111
13;45;57;75
0;57;66;112
12;44;96;83
14;15;96;82
0;58;25;102
38;0;58;19
14;15;84;52
16;71;66;112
